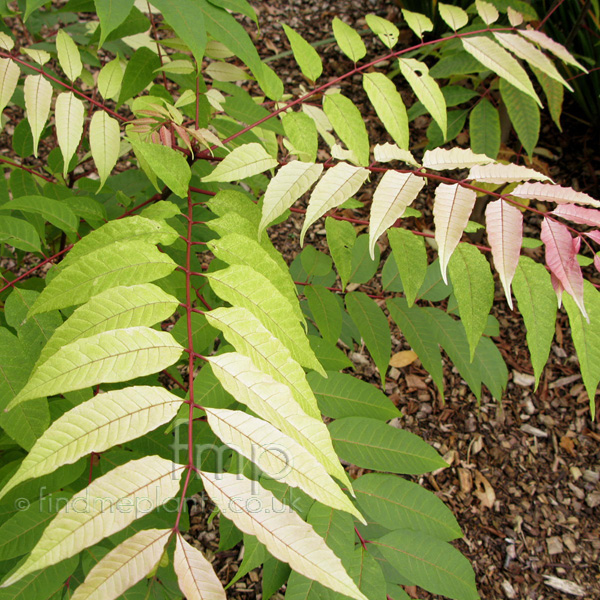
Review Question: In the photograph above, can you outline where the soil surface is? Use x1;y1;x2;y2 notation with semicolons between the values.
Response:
183;2;600;599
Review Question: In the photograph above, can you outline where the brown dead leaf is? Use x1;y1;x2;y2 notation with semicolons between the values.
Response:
404;373;428;390
458;467;473;494
474;471;496;509
560;435;577;457
390;350;418;368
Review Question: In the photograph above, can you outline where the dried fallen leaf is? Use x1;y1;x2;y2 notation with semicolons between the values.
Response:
458;467;473;494
560;435;577;457
390;350;418;368
474;471;496;509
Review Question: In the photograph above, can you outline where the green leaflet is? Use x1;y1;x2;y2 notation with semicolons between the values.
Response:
304;285;342;345
149;0;206;65
0;386;182;501
531;65;563;131
448;243;495;361
373;530;478;600
512;256;556;387
365;14;399;48
350;235;380;285
563;281;600;413
500;79;540;157
129;139;191;198
36;283;179;367
307;371;400;420
206;265;325;375
60;216;178;268
332;17;366;62
8;327;183;407
202;143;278;183
117;47;161;105
95;0;135;48
281;112;319;163
208;232;303;324
28;242;177;316
205;307;322;420
0;216;41;252
354;473;462;541
329;417;448;474
363;72;409;150
387;228;427;307
282;24;323;82
346;292;390;386
387;298;445;395
0;196;79;235
326;217;356;290
349;545;387;600
469;98;500;159
323;92;370;167
97;57;124;101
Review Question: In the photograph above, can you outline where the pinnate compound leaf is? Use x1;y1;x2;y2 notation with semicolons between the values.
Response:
1;457;183;587
205;307;321;420
206;351;351;489
130;139;191;198
323;92;370;166
0;196;79;234
207;265;324;375
469;163;550;184
475;0;498;24
519;29;588;72
29;241;177;316
438;3;468;30
0;58;20;114
541;218;587;320
552;204;600;227
563;281;600;414
433;183;477;283
329;417;447;474
388;228;427;307
301;162;369;244
493;32;572;91
208;232;303;324
332;17;366;62
512;256;556;386
485;199;523;309
307;371;400;420
500;79;540;157
70;528;171;600
401;9;433;38
201;471;369;600
469;98;500;159
448;244;495;360
24;74;52;157
282;24;322;81
55;30;82;82
462;36;541;106
0;386;181;501
55;92;85;177
373;530;478;600
369;172;424;259
174;534;226;600
60;216;178;268
206;407;363;521
398;58;446;138
365;14;399;48
9;327;183;407
89;111;120;191
202;143;277;183
373;143;420;167
354;473;462;541
346;292;390;385
363;72;409;150
259;161;323;234
512;182;600;208
423;147;492;170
